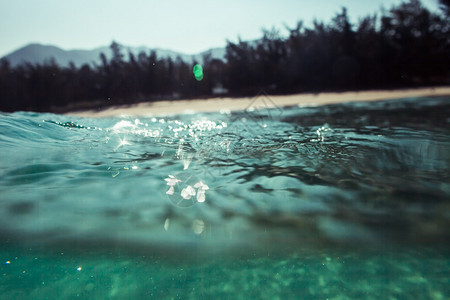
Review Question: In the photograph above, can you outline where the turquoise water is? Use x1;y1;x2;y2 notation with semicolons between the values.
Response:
0;96;449;299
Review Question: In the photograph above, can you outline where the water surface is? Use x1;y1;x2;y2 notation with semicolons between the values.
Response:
0;96;449;299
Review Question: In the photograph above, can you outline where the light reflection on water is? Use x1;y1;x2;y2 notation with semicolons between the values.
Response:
0;97;449;251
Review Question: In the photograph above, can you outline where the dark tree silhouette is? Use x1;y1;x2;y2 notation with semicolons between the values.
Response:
440;0;450;17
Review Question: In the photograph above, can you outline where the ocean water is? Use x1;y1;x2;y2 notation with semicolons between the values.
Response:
0;96;449;299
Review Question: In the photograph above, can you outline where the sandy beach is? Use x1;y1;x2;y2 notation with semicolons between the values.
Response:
68;86;450;117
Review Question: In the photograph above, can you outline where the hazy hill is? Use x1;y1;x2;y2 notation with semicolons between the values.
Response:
1;43;226;67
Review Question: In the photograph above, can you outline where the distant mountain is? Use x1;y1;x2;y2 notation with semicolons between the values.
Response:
1;43;226;67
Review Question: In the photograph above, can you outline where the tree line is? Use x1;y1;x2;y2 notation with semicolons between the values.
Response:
0;0;449;112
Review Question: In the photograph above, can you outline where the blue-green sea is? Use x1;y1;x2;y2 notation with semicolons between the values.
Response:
0;96;449;299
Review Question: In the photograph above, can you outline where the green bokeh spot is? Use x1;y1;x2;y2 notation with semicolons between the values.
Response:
193;64;204;81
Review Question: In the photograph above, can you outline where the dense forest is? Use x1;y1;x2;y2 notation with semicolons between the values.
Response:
0;0;449;112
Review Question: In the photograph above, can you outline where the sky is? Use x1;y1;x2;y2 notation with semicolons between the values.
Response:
0;0;442;57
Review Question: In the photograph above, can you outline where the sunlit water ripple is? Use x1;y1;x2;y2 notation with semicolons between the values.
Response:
0;96;449;299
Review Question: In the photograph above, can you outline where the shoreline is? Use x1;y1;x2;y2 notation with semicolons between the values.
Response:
67;86;450;118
